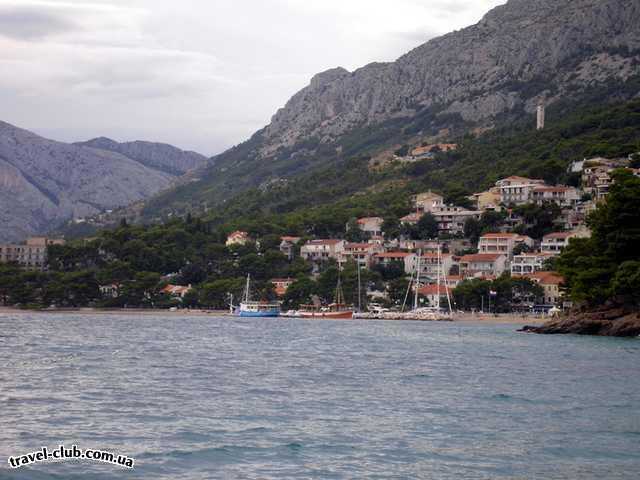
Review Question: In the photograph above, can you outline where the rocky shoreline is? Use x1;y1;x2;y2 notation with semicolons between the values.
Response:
521;304;640;337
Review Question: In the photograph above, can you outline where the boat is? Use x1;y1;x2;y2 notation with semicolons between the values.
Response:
236;274;280;317
387;246;454;322
297;275;353;319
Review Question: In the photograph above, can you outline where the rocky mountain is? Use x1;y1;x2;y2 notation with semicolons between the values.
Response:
75;137;208;176
0;122;207;242
145;0;640;218
262;0;640;154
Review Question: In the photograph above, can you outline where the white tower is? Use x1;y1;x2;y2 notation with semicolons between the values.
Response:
536;103;545;130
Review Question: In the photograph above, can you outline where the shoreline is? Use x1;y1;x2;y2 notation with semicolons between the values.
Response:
0;307;545;325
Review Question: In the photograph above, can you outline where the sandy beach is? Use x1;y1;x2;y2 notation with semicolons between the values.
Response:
0;307;547;325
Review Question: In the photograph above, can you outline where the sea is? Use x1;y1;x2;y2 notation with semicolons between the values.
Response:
1;313;639;479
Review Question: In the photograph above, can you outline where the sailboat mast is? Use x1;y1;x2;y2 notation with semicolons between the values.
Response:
436;245;441;310
414;248;422;310
357;262;362;313
244;274;251;303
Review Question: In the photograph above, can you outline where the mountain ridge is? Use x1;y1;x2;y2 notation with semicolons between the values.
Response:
143;0;640;220
0;121;208;242
74;137;208;176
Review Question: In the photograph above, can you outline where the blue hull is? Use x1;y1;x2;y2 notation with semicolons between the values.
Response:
238;310;280;317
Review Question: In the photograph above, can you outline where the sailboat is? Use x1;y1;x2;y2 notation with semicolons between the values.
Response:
384;246;453;321
298;275;354;319
237;274;281;317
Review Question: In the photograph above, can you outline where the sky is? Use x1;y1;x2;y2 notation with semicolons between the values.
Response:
0;0;506;156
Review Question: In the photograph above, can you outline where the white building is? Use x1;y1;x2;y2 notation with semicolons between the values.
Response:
414;191;445;212
339;242;384;268
416;253;455;282
495;176;546;205
540;230;589;255
0;237;65;271
531;186;580;207
372;252;417;275
510;253;554;275
478;233;534;260
353;217;384;237
432;206;481;236
459;254;508;279
300;239;346;262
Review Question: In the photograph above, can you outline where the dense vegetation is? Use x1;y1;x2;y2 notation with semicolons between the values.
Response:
197;98;640;238
555;170;640;306
8;97;639;311
138;80;640;226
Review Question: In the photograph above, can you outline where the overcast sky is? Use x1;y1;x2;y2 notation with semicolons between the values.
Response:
0;0;506;156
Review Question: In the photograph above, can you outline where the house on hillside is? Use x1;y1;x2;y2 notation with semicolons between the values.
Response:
477;233;534;260
510;252;554;275
432;206;481;236
300;239;345;263
531;186;580;207
372;252;417;275
340;242;384;268
527;271;565;306
540;229;590;255
459;253;508;279
495;176;546;205
161;284;193;300
413;191;444;212
279;236;301;260
271;278;294;297
226;231;251;247
400;212;423;226
352;217;384;237
471;188;502;211
416;253;455;282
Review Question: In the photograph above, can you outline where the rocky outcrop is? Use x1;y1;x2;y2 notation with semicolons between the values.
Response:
521;303;640;337
261;0;640;154
0;122;206;242
75;137;208;176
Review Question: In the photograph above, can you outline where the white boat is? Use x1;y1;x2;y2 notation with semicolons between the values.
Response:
236;274;280;317
390;246;454;322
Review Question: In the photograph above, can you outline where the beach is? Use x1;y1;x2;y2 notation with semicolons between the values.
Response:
0;306;546;325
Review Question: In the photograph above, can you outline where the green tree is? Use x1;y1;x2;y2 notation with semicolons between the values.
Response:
556;169;640;305
415;212;439;240
282;277;317;309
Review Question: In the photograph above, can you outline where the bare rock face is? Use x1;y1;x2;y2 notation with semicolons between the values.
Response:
0;122;207;242
75;137;208;176
261;0;640;154
521;303;640;337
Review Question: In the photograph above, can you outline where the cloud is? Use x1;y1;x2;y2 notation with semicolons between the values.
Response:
0;5;78;40
0;0;507;155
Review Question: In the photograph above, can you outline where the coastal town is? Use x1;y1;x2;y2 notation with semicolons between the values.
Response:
2;153;636;315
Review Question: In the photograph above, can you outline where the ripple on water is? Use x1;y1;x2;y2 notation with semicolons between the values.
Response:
0;313;639;480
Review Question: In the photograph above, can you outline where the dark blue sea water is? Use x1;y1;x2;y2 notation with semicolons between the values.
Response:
1;313;639;479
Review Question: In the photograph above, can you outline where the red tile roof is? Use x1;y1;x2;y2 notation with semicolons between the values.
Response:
375;252;412;258
533;186;572;193
543;232;574;239
480;233;521;239
418;284;453;295
305;239;342;245
529;271;565;285
460;254;504;263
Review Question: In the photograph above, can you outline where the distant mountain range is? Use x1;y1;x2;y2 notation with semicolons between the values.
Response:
144;0;640;219
0;122;208;242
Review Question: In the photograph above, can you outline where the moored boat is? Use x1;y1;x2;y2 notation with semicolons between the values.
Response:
236;274;280;317
297;276;353;319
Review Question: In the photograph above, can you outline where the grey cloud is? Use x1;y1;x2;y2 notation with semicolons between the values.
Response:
0;5;79;40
